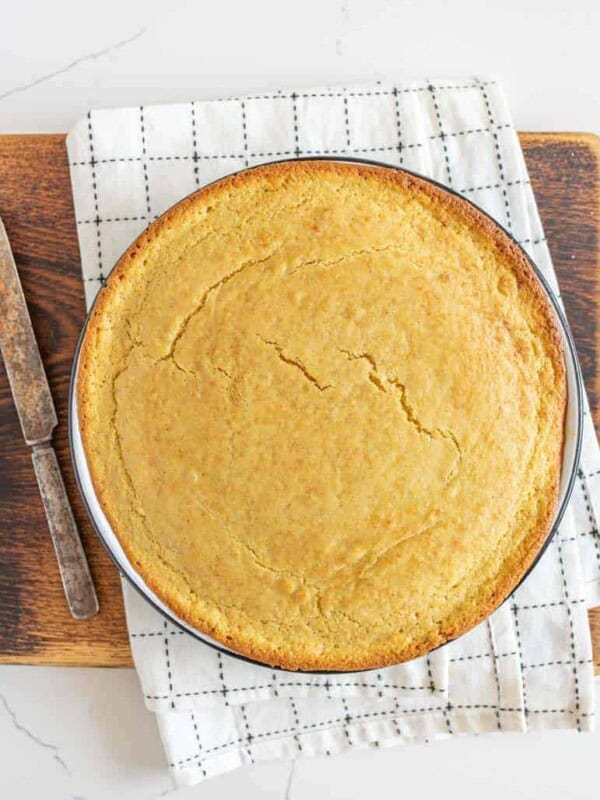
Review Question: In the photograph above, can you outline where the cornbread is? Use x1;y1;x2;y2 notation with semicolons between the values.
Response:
78;161;566;671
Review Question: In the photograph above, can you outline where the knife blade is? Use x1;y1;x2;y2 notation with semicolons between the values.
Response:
0;216;99;619
0;217;57;445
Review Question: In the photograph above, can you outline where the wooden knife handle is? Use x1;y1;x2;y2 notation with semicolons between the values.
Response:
31;443;99;620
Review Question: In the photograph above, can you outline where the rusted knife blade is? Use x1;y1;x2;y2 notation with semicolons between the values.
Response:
0;217;57;445
0;216;98;619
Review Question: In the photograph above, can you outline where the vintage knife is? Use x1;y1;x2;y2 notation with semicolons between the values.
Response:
0;216;98;619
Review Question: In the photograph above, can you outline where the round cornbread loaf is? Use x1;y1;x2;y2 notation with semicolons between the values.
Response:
78;161;566;671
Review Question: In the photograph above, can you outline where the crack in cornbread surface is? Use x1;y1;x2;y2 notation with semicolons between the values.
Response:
78;161;566;671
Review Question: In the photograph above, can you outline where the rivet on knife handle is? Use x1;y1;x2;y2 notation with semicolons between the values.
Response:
32;443;99;619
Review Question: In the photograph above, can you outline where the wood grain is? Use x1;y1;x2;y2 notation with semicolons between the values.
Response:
0;135;130;666
0;133;598;670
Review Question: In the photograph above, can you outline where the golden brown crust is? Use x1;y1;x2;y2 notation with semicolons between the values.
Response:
77;160;566;671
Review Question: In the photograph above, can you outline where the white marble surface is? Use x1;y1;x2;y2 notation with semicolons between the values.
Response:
1;665;600;799
2;0;599;134
1;0;599;797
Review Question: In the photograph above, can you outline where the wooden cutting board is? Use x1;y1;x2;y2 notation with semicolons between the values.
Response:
0;133;599;670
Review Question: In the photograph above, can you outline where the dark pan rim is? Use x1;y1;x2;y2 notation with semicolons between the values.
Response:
68;156;584;675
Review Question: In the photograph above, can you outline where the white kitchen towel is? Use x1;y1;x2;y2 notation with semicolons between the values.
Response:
67;78;599;787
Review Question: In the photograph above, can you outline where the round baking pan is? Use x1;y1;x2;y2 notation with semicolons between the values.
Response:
68;157;584;674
